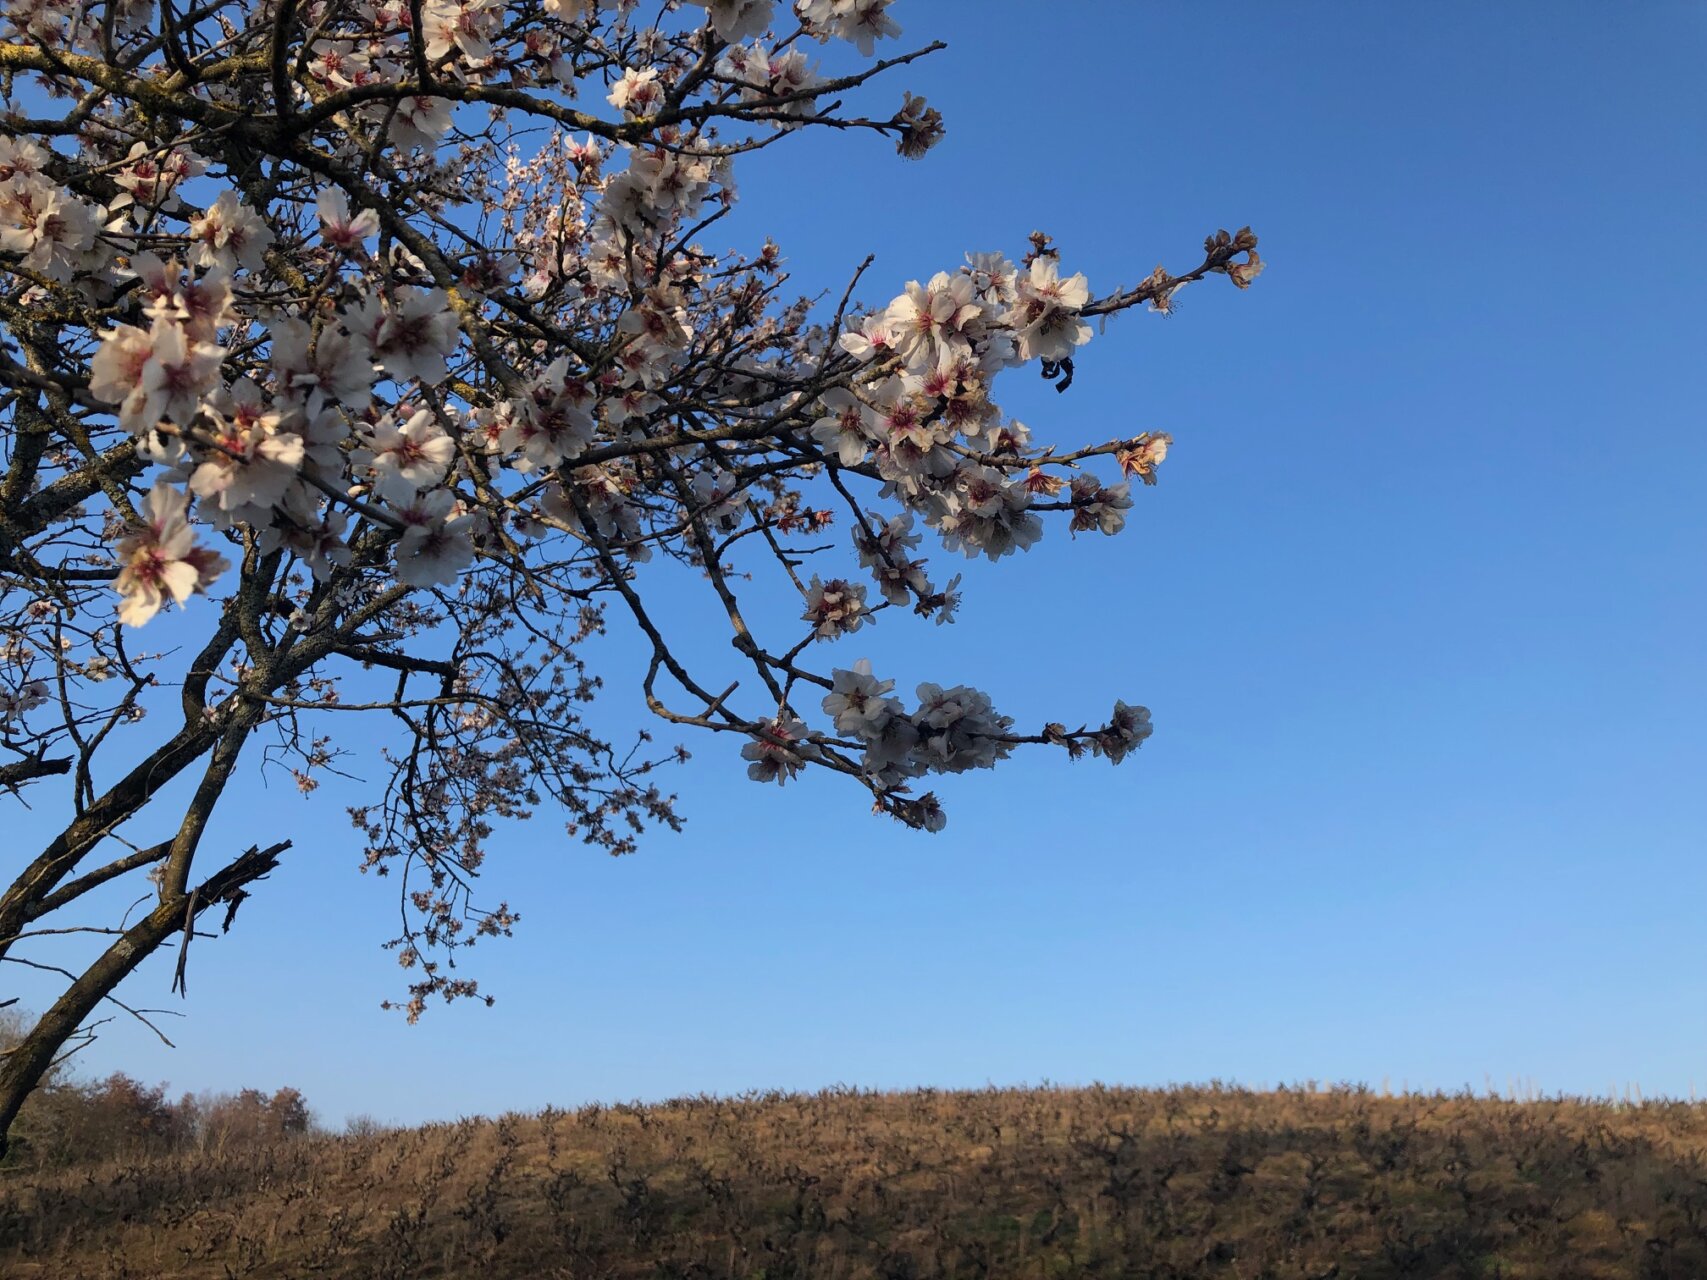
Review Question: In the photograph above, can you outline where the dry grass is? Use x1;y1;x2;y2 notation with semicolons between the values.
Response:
3;1082;1706;1278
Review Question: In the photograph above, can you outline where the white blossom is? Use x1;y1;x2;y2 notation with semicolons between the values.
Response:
684;0;773;43
608;67;664;117
616;283;692;355
796;0;901;56
908;681;1013;774
689;467;743;529
395;514;476;587
189;406;306;517
129;253;235;340
1008;256;1093;363
1119;432;1172;486
316;187;380;253
110;143;205;211
186;191;274;273
502;356;596;471
270;317;376;413
801;575;867;639
0;173;100;282
884;271;988;370
389;96;454;150
855;510;928;605
810;387;876;466
837;312;894;363
960;251;1018;306
373;287;461;386
87;323;155;414
113;481;230;627
717;41;819;122
934;464;1043;560
1092;701;1153;764
422;0;501;62
1068;474;1132;537
90;318;227;435
360;410;457;501
0;679;49;722
741;714;818;784
822;659;900;739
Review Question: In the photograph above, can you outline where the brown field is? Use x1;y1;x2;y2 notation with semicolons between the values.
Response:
3;1082;1706;1279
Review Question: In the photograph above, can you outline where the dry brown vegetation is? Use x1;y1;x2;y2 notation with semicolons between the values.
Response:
3;1082;1706;1279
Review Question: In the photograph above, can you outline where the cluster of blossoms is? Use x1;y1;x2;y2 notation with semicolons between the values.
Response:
78;216;473;601
0;139;112;283
724;227;1232;795
796;247;1115;572
796;0;903;54
1090;700;1154;764
743;662;1017;800
715;41;820;123
818;660;1014;788
0;674;50;724
669;0;902;51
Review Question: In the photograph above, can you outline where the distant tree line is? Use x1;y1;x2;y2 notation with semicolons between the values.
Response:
0;1009;311;1169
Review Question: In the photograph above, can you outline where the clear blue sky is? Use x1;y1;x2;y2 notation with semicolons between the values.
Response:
12;2;1705;1124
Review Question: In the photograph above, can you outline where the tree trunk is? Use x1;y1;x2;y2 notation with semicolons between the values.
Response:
0;841;288;1161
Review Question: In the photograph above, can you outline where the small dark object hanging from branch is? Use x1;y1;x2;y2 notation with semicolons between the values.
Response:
1040;357;1076;394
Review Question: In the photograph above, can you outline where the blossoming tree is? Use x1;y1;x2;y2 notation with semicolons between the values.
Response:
0;0;1263;1153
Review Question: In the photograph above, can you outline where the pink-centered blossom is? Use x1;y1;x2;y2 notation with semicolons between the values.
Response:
373;287;461;386
809;387;876;466
113;481;230;627
89;318;227;435
0;173;99;282
801;575;867;639
608;67;663;117
797;0;901;56
740;714;818;785
186;191;274;274
684;0;773;43
1008;256;1093;363
361;410;457;502
316;188;380;253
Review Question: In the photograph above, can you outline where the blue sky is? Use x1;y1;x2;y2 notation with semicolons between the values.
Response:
11;2;1706;1124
